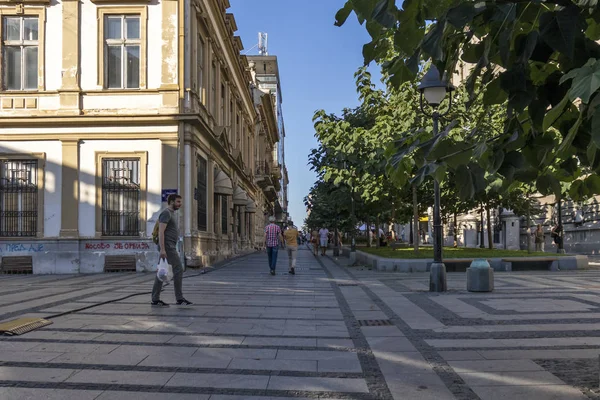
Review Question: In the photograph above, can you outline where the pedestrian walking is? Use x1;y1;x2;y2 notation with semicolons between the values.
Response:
265;216;284;275
311;228;319;256
534;224;545;252
284;225;299;275
151;194;192;306
319;227;329;256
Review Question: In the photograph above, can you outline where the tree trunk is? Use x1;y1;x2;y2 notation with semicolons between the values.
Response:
409;219;413;245
375;215;380;248
366;216;371;247
486;206;493;249
479;204;485;248
453;212;458;248
412;184;419;254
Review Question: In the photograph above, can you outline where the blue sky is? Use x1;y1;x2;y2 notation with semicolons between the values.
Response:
229;0;381;228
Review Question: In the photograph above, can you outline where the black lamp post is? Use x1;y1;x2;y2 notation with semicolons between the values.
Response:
417;64;454;292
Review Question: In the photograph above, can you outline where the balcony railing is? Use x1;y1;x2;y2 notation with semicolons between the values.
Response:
256;161;272;176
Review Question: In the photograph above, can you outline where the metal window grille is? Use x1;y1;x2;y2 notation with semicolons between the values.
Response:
197;156;207;231
102;158;140;236
0;159;38;237
221;195;228;234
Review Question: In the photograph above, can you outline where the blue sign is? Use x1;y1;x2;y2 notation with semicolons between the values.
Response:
162;189;178;202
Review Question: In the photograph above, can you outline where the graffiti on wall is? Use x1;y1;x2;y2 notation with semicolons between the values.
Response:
84;242;151;251
0;244;44;253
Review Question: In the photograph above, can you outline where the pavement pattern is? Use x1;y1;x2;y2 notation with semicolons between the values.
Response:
0;247;599;399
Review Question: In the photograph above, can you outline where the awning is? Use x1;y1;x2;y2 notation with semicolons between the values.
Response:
245;199;257;213
214;170;233;195
233;186;248;206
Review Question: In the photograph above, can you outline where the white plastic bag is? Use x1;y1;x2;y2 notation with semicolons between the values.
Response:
156;258;173;283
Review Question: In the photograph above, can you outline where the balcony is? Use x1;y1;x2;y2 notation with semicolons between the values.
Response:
272;163;282;181
255;161;273;189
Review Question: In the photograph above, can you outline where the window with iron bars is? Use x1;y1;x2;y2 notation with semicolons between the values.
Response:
0;159;38;237
102;158;140;236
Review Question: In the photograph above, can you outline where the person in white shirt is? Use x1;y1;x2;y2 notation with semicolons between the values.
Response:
318;227;329;256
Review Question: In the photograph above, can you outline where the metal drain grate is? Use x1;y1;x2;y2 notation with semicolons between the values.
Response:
104;255;136;272
1;256;33;274
357;319;393;326
0;317;53;335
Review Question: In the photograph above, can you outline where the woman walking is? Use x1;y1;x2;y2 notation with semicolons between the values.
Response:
534;224;545;252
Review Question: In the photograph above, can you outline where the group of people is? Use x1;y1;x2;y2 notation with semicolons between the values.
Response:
308;227;342;256
532;223;564;252
264;216;301;275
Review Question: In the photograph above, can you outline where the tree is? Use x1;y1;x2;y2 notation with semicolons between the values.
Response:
335;0;600;202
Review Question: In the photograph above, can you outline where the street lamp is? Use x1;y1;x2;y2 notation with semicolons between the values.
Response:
418;64;454;292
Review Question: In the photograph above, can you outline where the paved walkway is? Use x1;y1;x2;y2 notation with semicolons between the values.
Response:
0;247;599;399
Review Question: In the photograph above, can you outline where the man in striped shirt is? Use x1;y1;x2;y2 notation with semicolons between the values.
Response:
264;216;284;275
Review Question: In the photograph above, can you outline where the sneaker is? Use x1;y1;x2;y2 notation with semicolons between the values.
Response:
176;298;193;305
270;270;275;275
288;268;295;275
151;300;169;306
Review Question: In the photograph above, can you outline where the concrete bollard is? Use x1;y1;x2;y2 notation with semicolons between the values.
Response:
467;258;494;292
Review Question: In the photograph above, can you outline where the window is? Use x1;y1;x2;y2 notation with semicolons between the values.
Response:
104;15;141;89
196;156;207;231
220;83;226;124
221;195;228;234
237;206;242;236
197;35;204;103
236;114;240;149
211;61;216;115
3;16;38;91
213;193;219;233
101;158;140;236
0;159;38;236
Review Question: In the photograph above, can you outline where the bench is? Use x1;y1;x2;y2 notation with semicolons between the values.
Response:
501;257;559;272
442;258;491;272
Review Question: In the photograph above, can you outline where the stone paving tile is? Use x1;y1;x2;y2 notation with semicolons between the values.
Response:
193;348;277;359
384;373;457;400
318;359;362;373
66;369;175;385
470;385;589;400
97;392;210;400
459;370;567;386
166;372;269;389
139;354;231;369
0;350;63;363
241;337;317;347
448;359;545;373
167;335;245;345
228;358;317;372
367;336;417;352
276;350;358;361
360;325;404;337
0;388;103;400
0;366;77;382
28;342;120;354
267;376;369;392
48;351;149;366
315;338;354;348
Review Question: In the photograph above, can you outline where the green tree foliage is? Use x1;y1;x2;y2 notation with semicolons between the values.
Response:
335;0;600;201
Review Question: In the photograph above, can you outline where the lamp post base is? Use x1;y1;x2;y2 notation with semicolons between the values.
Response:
429;262;447;292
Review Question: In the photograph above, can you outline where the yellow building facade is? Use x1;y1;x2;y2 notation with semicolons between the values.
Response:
0;0;283;273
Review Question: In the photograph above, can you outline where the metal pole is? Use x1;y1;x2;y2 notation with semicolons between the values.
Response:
432;113;443;264
557;196;565;253
351;185;356;252
430;112;447;292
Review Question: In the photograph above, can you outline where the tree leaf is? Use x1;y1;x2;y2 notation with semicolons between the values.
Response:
335;1;354;27
539;7;585;60
421;20;445;61
561;58;600;104
371;0;396;28
543;94;569;132
557;114;583;155
587;140;597;166
586;174;600;195
516;31;539;64
456;165;475;200
447;3;478;29
592;106;600;148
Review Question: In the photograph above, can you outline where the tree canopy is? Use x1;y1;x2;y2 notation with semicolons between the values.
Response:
335;0;600;201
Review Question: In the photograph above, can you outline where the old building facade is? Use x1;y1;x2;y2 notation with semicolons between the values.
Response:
0;0;284;273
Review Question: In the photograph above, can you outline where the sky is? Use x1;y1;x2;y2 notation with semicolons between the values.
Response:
229;0;381;228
